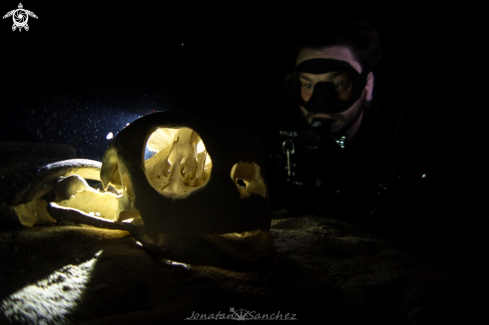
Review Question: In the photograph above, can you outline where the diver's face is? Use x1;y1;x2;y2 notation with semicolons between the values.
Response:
295;46;372;134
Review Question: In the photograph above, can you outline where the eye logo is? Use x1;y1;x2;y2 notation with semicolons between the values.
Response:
3;3;38;32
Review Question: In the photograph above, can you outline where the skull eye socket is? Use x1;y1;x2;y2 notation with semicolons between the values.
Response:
144;127;212;197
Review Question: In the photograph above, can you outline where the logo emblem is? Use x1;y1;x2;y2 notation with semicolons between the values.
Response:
3;3;38;32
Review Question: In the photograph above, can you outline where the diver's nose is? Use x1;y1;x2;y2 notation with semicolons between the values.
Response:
306;82;332;113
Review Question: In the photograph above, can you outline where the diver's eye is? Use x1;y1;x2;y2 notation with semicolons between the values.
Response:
302;84;312;89
334;81;349;89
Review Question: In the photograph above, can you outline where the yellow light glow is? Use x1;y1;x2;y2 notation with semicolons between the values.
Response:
146;128;179;152
55;184;121;221
144;127;212;197
50;203;116;223
196;139;206;153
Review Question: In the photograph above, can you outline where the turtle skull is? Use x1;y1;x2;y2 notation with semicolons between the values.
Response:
100;112;275;270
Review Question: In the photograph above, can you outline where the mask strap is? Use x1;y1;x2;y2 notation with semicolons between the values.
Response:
360;52;382;78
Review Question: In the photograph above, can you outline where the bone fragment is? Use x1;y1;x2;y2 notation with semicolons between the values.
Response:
13;199;56;227
55;185;121;221
47;203;128;231
119;209;141;221
53;174;91;201
12;159;103;206
7;161;120;227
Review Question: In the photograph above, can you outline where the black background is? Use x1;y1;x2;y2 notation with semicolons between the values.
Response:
0;2;457;161
1;0;489;289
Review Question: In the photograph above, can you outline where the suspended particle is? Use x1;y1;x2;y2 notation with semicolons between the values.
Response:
106;132;114;140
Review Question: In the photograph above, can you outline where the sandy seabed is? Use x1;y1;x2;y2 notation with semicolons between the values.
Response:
0;215;488;325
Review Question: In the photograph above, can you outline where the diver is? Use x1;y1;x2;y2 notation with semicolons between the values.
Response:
262;17;489;287
266;19;429;237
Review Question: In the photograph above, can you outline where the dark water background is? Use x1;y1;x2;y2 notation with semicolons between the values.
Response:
0;3;450;161
2;0;489;292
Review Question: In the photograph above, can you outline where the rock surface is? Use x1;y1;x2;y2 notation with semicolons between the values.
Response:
0;215;487;324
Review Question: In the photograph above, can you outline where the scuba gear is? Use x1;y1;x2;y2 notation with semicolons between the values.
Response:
276;126;347;191
310;117;347;148
283;53;382;116
266;91;407;220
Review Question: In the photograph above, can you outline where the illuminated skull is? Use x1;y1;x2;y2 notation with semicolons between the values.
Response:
99;112;275;270
5;113;275;271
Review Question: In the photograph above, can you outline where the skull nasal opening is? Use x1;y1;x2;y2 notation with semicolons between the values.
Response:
144;127;212;198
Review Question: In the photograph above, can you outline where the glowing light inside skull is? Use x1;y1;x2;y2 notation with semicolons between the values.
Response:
144;127;212;197
146;128;179;152
196;139;206;153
